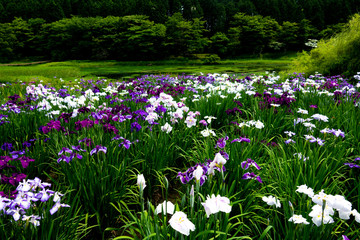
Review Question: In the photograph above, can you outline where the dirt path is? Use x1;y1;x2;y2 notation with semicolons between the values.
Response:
0;60;51;66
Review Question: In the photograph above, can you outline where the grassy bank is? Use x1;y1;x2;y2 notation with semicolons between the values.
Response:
0;55;295;83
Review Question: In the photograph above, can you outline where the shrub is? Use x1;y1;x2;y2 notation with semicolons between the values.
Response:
292;14;360;77
202;54;221;65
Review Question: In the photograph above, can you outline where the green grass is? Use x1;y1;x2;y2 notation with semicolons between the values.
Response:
0;55;295;83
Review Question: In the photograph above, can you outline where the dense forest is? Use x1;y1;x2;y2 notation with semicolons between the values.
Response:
1;0;360;30
0;0;359;62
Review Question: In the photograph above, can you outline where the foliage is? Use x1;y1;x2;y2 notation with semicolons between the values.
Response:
0;0;359;32
292;14;360;77
165;13;209;57
202;54;221;65
228;13;281;55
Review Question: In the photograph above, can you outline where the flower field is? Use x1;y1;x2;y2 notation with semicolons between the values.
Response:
1;72;360;239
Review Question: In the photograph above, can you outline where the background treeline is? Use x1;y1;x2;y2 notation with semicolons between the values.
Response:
1;0;359;62
0;0;359;31
0;13;349;62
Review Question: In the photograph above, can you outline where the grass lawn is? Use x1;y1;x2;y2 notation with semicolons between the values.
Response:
0;54;295;83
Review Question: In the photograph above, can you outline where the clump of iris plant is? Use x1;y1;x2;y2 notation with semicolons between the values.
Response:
1;177;70;226
57;146;86;163
177;152;227;186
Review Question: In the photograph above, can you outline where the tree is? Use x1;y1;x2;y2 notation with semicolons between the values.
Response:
199;0;226;33
279;21;300;51
165;12;209;56
92;15;167;60
210;32;229;56
0;23;17;61
0;3;7;22
228;13;280;55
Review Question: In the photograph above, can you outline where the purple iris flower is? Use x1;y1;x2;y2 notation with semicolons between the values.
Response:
103;123;119;134
91;112;103;120
355;157;360;161
11;108;21;114
74;119;94;131
242;172;262;183
199;120;208;126
57;155;71;163
155;105;167;114
8;173;27;186
0;190;18;198
1;142;13;151
17;156;35;168
58;147;72;155
90;145;107;155
28;177;52;189
225;107;242;115
241;158;261;170
177;162;209;186
342;235;350;240
78;138;93;147
112;135;134;149
71;145;86;152
119;139;131;149
285;139;296;144
216;136;229;149
34;188;54;202
50;202;70;215
131;122;142;132
0;156;12;168
10;149;26;159
219;150;229;160
344;163;360;168
70;152;83;160
231;137;251;143
22;141;31;148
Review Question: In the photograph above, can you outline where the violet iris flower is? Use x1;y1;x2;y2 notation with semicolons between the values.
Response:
216;136;229;149
285;139;296;144
241;158;261;170
78;138;93;147
22;141;31;148
344;163;360;168
199;120;208;126
57;147;84;163
50;202;70;215
1;142;13;151
131;122;142;132
177;162;208;186
90;145;107;155
58;147;72;155
57;155;71;163
71;145;86;152
119;139;132;149
219;150;229;160
10;149;26;159
231;137;251;143
242;172;263;183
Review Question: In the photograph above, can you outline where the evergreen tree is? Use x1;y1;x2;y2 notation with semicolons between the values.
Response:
0;3;6;22
199;0;226;33
40;0;65;21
